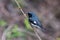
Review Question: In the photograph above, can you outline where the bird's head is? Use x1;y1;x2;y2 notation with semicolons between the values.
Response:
28;12;36;18
28;12;32;18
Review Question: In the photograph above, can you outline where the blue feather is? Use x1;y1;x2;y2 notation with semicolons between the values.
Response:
28;12;45;30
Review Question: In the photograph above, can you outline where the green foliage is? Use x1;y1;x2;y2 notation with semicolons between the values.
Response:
0;20;7;27
6;32;11;39
11;25;20;37
12;0;27;8
16;0;27;7
24;18;33;30
56;37;60;40
7;24;26;39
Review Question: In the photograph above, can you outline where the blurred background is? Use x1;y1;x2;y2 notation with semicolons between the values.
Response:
0;0;60;40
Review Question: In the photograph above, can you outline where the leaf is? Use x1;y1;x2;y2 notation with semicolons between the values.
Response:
56;37;60;40
24;18;33;30
11;24;25;37
6;32;11;38
0;20;7;27
12;24;18;32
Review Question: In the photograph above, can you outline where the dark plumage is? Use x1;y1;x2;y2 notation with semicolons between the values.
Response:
28;12;44;30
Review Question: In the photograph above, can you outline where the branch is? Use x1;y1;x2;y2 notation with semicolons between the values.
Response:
1;24;14;40
33;27;42;40
15;0;27;17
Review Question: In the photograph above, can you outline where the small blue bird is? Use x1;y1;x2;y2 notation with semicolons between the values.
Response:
27;12;46;31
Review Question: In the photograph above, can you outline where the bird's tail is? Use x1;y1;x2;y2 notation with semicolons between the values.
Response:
39;27;48;33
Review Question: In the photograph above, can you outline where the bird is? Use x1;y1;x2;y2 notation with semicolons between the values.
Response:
27;12;46;31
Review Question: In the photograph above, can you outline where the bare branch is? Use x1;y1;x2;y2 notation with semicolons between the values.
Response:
1;24;14;40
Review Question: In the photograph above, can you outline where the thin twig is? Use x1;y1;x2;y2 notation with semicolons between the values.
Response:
33;27;42;40
15;0;27;17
